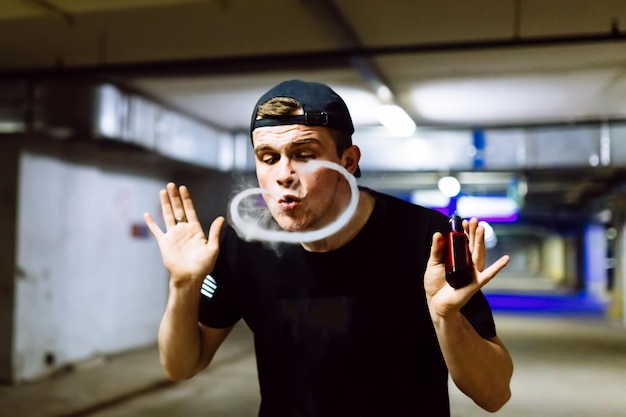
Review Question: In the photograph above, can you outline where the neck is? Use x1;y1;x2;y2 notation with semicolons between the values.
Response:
301;190;375;253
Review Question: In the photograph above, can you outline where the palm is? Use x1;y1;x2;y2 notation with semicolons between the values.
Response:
144;183;224;285
158;221;216;279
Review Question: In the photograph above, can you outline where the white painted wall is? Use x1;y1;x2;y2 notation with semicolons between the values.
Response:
13;151;168;382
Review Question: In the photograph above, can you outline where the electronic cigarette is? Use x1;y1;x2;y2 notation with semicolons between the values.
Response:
445;214;473;288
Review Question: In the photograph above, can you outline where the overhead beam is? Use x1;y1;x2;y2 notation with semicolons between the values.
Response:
2;30;626;79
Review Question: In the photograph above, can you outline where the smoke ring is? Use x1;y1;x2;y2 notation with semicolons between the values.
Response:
229;160;359;243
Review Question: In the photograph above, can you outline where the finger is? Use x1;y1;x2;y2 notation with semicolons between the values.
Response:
159;188;177;228
166;182;188;224
464;218;486;271
463;217;470;235
144;212;164;238
465;217;478;248
464;218;478;258
179;185;199;223
477;255;510;287
473;223;486;271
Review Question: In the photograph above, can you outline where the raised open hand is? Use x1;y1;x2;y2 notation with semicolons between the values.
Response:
144;182;224;287
424;218;509;318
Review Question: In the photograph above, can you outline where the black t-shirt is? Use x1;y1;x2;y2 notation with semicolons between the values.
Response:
199;189;496;417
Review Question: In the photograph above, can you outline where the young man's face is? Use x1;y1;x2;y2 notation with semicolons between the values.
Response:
252;124;355;233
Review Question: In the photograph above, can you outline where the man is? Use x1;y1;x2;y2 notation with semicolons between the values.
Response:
144;79;513;416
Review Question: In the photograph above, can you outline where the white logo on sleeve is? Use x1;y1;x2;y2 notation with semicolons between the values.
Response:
201;275;217;298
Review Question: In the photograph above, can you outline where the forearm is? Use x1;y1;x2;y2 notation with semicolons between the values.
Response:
433;311;513;412
158;279;206;380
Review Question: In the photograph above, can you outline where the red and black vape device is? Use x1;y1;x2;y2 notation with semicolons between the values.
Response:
445;214;473;288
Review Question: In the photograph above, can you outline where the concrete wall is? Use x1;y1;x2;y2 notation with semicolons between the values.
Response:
1;135;236;383
13;151;168;381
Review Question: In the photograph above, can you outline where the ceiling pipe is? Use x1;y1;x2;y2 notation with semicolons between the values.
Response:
3;31;626;80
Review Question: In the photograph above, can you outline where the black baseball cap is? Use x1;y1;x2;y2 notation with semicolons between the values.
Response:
250;79;360;177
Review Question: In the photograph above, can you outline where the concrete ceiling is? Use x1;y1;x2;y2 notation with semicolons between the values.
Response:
2;0;626;226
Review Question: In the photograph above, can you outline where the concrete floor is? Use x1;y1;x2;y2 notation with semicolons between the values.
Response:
1;313;625;417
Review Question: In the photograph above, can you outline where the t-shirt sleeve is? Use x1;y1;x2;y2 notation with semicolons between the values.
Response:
461;291;497;339
198;229;241;329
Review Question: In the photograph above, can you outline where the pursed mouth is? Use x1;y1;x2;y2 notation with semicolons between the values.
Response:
278;195;301;210
279;195;300;204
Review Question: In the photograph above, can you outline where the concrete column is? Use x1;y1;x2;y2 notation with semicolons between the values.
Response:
0;139;19;383
606;197;625;325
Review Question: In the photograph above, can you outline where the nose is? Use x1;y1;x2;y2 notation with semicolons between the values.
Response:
276;158;297;187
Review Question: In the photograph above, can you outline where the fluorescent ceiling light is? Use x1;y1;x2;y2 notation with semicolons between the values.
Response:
410;76;579;124
334;87;380;126
457;196;519;220
411;189;450;208
376;104;416;137
437;176;461;197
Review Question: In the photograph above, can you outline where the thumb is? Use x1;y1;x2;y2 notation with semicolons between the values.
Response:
207;216;225;249
143;212;163;239
428;232;446;267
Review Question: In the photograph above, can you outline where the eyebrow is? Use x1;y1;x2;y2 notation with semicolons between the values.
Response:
254;138;322;155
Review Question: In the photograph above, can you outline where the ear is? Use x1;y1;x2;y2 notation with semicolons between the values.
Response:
341;145;361;176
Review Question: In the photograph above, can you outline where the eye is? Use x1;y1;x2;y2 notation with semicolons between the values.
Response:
293;150;316;161
259;153;280;165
